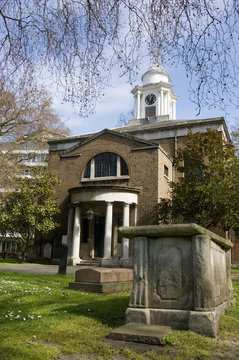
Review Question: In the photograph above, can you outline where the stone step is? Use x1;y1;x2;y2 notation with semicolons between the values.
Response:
79;258;123;268
79;259;101;266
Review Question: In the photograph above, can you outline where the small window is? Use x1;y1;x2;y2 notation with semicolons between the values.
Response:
164;165;169;178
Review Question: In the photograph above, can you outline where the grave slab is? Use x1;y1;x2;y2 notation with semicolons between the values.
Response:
108;323;171;345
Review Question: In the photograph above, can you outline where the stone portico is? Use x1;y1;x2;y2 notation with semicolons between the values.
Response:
67;185;140;266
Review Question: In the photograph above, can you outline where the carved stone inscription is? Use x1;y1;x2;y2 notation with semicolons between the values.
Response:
156;246;182;300
148;237;193;310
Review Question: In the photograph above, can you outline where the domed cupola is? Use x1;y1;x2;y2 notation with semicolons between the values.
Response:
142;64;170;85
130;62;178;125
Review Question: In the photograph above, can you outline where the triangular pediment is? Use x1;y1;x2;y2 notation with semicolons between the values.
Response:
60;128;159;156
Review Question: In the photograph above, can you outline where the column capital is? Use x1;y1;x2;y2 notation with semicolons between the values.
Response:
123;203;130;208
72;202;81;208
105;201;113;206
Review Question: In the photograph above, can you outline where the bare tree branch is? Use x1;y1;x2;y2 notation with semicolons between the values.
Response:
0;85;70;184
0;0;238;115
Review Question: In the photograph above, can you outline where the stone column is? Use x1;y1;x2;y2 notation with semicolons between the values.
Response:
121;203;132;267
133;204;137;226
126;236;150;324
166;92;169;114
103;202;113;259
137;92;141;119
226;249;234;301
122;203;130;259
71;205;81;265
66;206;74;261
173;101;176;120
156;92;160;117
160;90;164;115
192;235;213;310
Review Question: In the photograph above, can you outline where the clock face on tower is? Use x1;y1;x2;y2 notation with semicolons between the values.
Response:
145;94;156;105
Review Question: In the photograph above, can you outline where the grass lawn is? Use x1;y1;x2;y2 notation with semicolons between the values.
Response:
231;266;239;274
0;272;238;360
0;258;23;264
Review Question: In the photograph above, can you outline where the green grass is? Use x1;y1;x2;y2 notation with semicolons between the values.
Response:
0;272;238;360
0;258;22;264
231;265;239;274
0;259;51;264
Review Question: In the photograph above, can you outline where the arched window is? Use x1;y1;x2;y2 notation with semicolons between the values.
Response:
83;152;129;180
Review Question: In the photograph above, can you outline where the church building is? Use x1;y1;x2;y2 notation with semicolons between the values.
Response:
46;63;237;266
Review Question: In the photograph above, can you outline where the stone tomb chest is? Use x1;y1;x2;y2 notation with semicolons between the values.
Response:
119;224;235;337
69;267;133;293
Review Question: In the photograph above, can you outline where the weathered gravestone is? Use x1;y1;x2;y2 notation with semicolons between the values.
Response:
43;242;52;259
110;224;235;339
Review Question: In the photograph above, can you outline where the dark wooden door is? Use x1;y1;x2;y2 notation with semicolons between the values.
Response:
94;216;105;257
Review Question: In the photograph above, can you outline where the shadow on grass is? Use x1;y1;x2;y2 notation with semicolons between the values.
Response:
56;293;130;328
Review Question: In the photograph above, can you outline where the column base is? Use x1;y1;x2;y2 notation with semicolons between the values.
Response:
68;257;81;266
121;257;133;268
125;298;235;337
100;258;113;267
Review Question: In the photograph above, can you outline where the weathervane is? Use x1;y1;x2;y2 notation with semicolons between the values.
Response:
155;49;158;65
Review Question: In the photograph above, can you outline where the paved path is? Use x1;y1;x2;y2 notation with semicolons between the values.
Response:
0;263;81;275
231;273;239;280
0;263;238;279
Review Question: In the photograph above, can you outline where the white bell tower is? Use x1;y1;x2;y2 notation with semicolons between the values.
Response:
130;62;178;125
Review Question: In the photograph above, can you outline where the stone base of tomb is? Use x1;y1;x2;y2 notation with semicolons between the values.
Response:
69;267;133;293
69;280;132;293
125;299;236;338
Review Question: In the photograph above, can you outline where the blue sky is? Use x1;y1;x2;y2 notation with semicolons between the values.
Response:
53;61;239;136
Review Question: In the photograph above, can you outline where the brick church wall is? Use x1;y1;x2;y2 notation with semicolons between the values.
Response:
48;132;168;238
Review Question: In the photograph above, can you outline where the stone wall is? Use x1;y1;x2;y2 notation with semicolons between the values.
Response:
119;224;235;337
